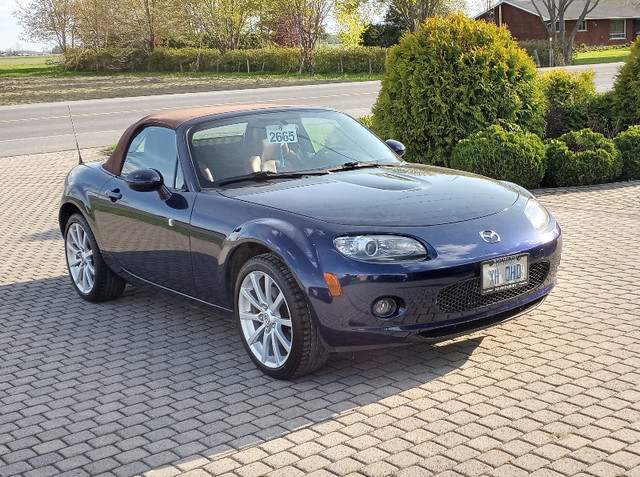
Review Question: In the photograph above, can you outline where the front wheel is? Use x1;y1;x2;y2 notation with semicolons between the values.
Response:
235;254;328;379
64;213;126;302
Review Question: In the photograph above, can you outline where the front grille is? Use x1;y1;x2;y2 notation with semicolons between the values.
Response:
436;261;550;314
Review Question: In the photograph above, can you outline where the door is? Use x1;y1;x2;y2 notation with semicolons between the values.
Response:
95;126;196;295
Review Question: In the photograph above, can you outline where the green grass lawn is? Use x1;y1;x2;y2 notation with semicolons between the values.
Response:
574;48;631;65
0;54;64;75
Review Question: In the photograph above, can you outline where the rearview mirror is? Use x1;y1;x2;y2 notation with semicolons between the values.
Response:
385;139;406;157
125;168;171;200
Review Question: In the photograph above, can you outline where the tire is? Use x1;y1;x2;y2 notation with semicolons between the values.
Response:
64;213;126;302
235;253;328;379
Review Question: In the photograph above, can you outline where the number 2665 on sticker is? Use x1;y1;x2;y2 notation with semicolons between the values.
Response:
266;124;298;144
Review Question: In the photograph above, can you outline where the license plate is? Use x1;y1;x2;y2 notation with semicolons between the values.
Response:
481;254;529;295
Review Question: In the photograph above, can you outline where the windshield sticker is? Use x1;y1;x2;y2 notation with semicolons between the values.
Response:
266;124;298;144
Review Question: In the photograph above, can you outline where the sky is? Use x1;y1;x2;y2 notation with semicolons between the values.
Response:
1;0;52;51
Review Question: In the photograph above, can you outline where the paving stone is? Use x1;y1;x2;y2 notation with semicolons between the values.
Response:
1;152;640;477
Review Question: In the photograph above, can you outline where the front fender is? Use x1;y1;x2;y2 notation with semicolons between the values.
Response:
59;164;113;246
223;218;326;295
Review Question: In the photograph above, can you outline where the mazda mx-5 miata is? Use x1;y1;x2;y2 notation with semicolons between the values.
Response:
60;105;561;378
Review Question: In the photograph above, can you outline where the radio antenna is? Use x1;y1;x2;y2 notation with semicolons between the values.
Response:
68;105;84;165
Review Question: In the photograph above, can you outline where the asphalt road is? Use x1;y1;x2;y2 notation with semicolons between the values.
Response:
0;81;381;158
0;62;623;158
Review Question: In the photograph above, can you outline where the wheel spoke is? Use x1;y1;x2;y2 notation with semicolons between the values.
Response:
270;291;285;313
247;324;265;345
263;275;274;304
241;287;263;311
272;331;282;366
275;327;291;353
261;330;270;363
239;311;262;322
251;272;268;305
67;256;81;267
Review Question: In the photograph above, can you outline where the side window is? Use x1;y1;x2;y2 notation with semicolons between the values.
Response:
121;126;183;189
190;122;249;184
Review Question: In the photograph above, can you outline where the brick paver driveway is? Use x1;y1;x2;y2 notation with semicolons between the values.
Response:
1;150;639;477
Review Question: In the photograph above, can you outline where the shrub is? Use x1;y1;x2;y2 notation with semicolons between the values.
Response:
545;129;622;186
148;47;223;72
372;12;546;167
541;69;597;138
611;37;640;127
64;48;147;72
585;92;622;139
613;125;640;180
314;47;386;74
450;124;546;189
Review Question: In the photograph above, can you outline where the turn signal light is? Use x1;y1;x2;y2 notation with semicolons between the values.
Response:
324;273;343;297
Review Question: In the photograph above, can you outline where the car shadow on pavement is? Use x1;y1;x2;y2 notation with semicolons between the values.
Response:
20;228;62;242
0;276;483;476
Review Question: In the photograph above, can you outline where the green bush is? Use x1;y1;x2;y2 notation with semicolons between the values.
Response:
64;48;147;72
613;125;640;180
314;47;386;74
67;46;389;74
147;47;223;72
372;12;546;167
541;69;597;138
545;129;622;186
612;38;640;127
450;124;546;189
585;92;623;138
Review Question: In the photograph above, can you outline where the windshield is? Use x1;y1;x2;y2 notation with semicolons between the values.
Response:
188;109;401;187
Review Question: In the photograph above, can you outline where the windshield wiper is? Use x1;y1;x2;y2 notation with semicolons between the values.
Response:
326;161;392;172
217;170;327;187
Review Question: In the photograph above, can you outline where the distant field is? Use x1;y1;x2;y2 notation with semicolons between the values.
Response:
0;54;64;75
574;48;631;65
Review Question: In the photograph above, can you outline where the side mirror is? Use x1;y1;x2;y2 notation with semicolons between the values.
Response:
385;139;406;157
125;168;171;200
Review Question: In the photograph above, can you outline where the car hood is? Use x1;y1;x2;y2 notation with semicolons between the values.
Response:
220;164;521;227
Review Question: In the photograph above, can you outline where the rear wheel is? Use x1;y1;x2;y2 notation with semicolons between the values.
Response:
64;213;126;302
235;253;328;379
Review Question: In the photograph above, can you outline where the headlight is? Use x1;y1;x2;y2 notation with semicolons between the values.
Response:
524;198;550;231
334;235;427;262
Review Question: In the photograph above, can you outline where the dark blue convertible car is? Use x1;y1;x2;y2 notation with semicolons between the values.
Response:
60;105;561;378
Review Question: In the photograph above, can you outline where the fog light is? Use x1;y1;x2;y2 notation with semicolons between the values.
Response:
373;298;397;318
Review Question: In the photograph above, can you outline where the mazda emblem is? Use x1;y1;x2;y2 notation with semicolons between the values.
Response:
479;230;501;243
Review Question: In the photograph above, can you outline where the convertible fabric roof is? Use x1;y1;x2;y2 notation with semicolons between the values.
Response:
102;104;285;175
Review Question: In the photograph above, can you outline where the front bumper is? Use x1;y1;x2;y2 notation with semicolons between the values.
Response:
309;235;562;350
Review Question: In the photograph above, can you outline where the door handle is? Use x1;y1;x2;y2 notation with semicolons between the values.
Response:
106;189;122;202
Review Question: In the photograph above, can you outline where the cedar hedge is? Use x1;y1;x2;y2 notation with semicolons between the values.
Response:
450;124;546;189
545;129;622;186
372;12;546;167
63;46;386;74
613;125;640;180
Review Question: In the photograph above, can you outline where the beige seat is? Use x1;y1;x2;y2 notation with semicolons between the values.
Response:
251;139;286;173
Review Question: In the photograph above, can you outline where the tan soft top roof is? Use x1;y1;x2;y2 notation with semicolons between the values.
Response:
103;104;288;175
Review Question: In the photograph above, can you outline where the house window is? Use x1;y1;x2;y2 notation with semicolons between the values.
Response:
610;19;626;39
578;20;587;32
555;20;563;32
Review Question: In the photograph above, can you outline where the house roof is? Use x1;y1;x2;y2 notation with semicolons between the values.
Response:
473;0;640;21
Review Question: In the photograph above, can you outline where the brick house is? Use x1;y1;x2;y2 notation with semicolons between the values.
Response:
474;0;640;46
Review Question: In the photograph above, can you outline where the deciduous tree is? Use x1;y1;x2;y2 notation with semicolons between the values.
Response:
14;0;76;52
530;0;600;65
